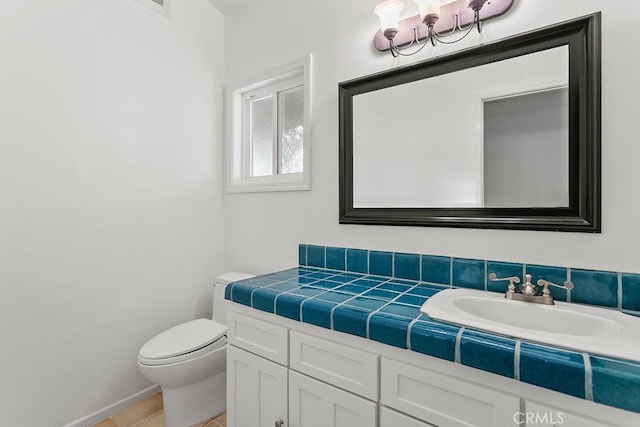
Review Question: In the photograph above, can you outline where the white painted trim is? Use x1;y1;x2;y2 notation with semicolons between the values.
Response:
61;384;160;427
133;0;171;17
226;55;313;193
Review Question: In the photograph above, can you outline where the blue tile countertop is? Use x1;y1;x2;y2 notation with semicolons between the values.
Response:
225;266;640;414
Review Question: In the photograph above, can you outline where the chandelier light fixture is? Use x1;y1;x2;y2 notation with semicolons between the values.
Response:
373;0;514;57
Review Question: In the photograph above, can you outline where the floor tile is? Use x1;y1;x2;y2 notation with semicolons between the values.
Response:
130;411;163;427
110;393;163;426
93;419;118;427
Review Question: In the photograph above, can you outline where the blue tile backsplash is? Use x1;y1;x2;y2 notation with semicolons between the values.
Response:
622;273;640;311
571;269;619;308
346;248;368;274
421;255;451;285
369;250;393;277
393;253;421;281
297;244;638;313
226;243;640;415
325;246;346;271
452;258;486;290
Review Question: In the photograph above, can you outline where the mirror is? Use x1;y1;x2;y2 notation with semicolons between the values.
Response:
339;13;601;232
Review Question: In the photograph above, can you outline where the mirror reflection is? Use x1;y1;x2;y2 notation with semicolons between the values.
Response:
352;46;568;209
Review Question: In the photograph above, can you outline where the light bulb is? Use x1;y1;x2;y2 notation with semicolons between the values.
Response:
413;0;440;21
374;0;404;34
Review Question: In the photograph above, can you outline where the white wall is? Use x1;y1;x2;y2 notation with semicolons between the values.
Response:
223;1;640;274
0;1;225;425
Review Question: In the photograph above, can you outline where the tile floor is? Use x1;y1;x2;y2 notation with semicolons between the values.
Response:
92;392;226;427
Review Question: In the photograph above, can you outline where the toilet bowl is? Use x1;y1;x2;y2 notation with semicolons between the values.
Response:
137;272;254;427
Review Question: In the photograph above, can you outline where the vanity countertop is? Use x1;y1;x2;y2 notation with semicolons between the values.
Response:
225;266;640;414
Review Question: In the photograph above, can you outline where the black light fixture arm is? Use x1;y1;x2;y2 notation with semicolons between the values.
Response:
433;11;479;45
384;9;483;57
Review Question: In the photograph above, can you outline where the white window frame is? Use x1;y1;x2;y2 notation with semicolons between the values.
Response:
227;55;312;193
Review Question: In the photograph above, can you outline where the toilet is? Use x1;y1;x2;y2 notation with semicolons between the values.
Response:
137;272;254;427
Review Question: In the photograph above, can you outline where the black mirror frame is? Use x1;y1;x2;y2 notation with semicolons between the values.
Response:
339;13;601;233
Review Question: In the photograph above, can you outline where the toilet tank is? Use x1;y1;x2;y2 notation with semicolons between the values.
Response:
212;272;254;325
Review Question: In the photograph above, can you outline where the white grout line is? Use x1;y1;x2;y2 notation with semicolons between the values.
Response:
449;258;454;289
514;340;521;381
366;250;370;275
455;327;465;364
323;246;327;269
583;352;594;401
618;272;623;310
406;317;422;350
391;252;395;278
343;248;347;272
484;260;488;291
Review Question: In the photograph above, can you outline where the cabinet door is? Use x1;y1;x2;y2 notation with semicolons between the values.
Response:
289;370;377;427
227;345;288;427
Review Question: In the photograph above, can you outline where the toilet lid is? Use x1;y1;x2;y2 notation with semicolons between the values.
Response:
139;318;226;360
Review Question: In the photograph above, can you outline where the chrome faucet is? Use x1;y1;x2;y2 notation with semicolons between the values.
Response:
488;273;574;305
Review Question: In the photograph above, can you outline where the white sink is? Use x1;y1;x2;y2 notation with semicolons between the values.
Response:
421;288;640;361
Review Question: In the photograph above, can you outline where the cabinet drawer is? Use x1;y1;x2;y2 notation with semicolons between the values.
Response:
380;407;435;427
290;330;379;400
381;357;520;427
227;310;288;365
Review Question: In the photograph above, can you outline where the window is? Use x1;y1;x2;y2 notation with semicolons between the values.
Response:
228;56;311;192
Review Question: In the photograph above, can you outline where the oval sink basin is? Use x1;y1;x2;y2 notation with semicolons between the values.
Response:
452;296;622;337
421;288;640;361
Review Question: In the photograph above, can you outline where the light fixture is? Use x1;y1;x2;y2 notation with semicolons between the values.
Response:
374;0;404;41
374;0;513;57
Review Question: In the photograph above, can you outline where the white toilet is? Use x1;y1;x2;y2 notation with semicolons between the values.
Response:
137;272;254;427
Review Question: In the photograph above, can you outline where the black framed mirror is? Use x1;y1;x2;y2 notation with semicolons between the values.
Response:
339;13;601;232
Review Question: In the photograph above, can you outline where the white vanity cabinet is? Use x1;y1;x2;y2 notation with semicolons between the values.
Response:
226;305;640;427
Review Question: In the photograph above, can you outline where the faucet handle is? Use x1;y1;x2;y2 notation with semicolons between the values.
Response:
536;278;574;296
488;272;520;293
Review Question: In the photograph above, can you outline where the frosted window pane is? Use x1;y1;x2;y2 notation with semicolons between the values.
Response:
278;86;304;174
251;96;273;177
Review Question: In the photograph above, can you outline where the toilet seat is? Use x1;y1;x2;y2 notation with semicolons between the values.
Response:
138;318;227;366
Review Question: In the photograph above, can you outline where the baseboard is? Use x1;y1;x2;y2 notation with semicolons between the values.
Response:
61;384;161;427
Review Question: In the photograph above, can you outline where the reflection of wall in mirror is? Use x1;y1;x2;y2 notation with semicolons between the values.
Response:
484;87;569;208
352;46;568;209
